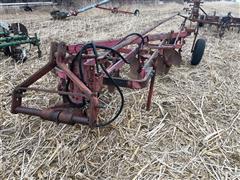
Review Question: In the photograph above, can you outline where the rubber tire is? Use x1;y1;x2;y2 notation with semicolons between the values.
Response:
191;39;206;65
134;9;140;16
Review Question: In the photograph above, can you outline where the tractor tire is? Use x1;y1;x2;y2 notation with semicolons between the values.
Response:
134;9;140;16
191;38;206;65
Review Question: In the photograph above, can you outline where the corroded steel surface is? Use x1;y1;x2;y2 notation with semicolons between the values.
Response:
11;15;204;127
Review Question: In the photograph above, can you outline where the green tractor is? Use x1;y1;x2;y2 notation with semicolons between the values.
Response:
0;22;41;62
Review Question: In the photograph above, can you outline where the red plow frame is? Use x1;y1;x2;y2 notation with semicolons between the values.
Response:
11;14;206;127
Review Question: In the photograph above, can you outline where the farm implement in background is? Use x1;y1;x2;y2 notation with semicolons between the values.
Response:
95;5;140;16
0;2;57;12
0;22;41;62
11;14;206;127
50;0;140;20
183;0;240;38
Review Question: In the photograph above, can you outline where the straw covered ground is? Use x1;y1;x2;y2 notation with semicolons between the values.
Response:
0;2;240;179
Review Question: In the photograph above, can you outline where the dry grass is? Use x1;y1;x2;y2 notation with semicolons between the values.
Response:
0;2;240;179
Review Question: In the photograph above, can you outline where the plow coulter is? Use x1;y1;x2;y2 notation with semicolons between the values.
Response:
183;0;240;38
11;14;206;128
0;22;41;62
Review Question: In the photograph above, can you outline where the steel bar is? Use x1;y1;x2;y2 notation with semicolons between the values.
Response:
0;35;28;42
16;87;86;97
77;0;111;13
98;14;179;60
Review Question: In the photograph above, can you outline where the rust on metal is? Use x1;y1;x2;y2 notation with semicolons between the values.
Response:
11;14;206;128
184;0;240;38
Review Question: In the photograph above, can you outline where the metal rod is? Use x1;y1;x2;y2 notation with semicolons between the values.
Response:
146;72;156;111
98;14;179;60
16;87;86;97
15;107;89;125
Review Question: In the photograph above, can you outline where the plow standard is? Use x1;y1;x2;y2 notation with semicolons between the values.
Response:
11;14;206;127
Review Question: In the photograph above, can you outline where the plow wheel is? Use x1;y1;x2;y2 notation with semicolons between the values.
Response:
3;46;27;62
134;9;140;16
111;7;118;14
191;38;206;65
11;47;27;62
10;23;28;36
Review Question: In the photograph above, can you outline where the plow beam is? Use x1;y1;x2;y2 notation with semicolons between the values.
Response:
11;15;205;128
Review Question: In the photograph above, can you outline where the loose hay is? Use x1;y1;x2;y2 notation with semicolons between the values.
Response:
0;2;240;179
